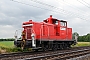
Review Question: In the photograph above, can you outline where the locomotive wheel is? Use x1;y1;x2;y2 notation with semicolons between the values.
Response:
52;44;58;51
64;43;67;49
68;44;71;48
44;46;48;51
42;45;48;51
62;43;66;49
60;44;63;50
34;49;38;52
44;47;46;51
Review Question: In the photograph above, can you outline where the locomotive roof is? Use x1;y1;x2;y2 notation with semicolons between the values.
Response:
49;15;67;22
60;20;67;22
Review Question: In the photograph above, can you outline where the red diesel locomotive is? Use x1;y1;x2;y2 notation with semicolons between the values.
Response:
14;15;76;50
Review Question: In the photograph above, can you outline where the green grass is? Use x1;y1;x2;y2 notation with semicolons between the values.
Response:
0;41;31;53
0;41;14;48
73;42;90;47
0;41;23;53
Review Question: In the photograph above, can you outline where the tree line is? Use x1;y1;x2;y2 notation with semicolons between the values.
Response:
73;32;90;42
0;38;15;41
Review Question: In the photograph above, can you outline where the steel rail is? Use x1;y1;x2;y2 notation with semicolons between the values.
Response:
0;46;90;60
20;49;90;60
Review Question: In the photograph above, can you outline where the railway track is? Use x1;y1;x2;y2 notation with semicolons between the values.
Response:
0;46;90;60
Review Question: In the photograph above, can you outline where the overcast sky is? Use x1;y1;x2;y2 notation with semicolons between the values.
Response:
0;0;90;38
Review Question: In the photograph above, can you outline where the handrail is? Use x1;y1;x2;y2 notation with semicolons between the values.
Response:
14;29;23;40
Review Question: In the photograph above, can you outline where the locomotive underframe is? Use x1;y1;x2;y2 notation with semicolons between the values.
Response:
14;39;76;51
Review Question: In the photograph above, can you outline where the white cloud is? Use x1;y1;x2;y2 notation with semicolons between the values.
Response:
0;25;16;38
0;0;90;38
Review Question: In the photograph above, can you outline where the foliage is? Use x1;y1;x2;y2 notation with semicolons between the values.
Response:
0;41;14;48
0;41;16;53
0;41;31;53
0;46;22;53
78;33;90;42
72;32;79;39
73;32;90;42
0;38;15;41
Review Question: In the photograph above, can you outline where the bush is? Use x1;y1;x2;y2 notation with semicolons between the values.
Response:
0;38;15;41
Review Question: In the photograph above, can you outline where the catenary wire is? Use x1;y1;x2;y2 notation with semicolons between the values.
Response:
77;0;90;8
29;0;88;21
11;0;88;21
